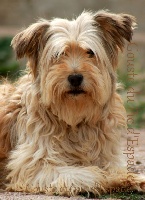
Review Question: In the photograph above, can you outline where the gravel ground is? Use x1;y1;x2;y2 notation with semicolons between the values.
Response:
0;192;85;200
0;192;120;200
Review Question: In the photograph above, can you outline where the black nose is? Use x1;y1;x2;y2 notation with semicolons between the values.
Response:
68;74;83;87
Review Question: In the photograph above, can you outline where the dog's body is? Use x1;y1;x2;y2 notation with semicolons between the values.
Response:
0;10;145;196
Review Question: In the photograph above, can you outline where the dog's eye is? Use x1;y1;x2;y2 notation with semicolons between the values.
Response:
61;52;66;56
54;52;66;58
86;49;95;58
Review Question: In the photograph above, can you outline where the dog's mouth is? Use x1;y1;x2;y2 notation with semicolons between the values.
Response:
67;89;86;96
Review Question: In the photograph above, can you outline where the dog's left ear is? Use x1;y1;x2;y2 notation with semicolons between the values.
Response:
94;10;136;67
11;20;49;77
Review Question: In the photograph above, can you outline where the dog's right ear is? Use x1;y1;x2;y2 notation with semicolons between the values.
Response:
94;10;136;67
11;20;49;77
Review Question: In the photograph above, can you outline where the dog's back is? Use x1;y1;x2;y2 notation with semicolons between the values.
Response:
0;75;32;188
0;75;33;159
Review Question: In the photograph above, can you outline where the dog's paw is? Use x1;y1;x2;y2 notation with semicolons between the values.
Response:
128;174;145;192
106;170;145;193
121;175;145;192
140;182;145;191
49;173;105;196
50;175;81;196
136;178;145;192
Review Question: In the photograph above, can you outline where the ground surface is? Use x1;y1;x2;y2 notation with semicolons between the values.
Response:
0;192;122;200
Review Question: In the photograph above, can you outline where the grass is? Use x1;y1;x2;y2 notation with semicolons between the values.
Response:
79;191;145;200
100;191;145;200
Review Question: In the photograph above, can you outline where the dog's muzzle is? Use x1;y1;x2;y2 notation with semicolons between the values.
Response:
67;74;85;95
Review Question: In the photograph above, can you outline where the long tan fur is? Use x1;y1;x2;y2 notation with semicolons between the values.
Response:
0;10;145;196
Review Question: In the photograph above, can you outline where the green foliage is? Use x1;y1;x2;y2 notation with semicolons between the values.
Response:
118;66;145;129
100;191;145;199
80;191;145;199
0;37;20;78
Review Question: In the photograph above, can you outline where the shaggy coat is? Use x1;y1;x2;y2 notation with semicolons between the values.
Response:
0;10;145;196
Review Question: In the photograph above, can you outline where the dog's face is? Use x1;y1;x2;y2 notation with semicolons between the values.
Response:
12;11;136;126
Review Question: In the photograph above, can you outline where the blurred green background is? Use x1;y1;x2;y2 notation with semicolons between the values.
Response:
0;0;145;128
0;37;20;79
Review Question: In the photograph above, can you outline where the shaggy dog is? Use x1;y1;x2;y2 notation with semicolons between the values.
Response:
0;10;145;196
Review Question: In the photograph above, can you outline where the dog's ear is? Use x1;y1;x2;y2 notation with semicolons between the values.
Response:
11;20;49;77
94;10;136;67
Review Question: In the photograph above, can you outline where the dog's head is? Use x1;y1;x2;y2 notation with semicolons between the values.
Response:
12;10;136;126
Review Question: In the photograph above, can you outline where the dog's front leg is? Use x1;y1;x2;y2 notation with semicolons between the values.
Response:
7;154;107;196
7;157;59;194
49;166;107;196
106;168;145;193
